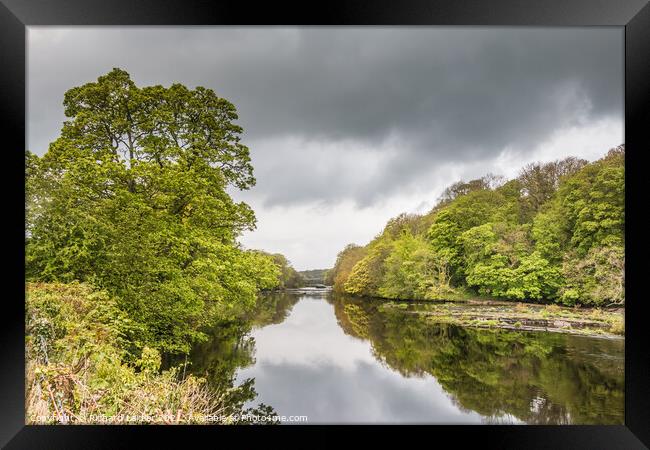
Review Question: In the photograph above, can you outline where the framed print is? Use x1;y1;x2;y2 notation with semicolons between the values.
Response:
1;0;649;448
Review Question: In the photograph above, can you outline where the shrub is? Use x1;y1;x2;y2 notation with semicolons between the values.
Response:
26;282;274;424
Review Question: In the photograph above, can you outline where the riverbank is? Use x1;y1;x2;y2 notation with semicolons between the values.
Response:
379;300;624;338
25;282;270;424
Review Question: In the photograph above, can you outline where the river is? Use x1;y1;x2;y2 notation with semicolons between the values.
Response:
187;289;624;425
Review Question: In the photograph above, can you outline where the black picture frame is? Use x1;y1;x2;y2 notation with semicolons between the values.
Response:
1;1;648;448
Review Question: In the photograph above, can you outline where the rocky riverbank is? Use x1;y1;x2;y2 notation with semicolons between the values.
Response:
380;300;624;338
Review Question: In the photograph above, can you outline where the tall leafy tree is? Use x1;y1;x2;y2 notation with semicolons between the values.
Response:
26;69;279;353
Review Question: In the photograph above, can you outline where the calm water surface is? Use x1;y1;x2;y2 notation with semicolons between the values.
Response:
188;290;624;424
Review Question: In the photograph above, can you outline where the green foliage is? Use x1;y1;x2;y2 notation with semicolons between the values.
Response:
26;69;279;353
344;240;391;296
378;232;455;300
560;147;625;255
428;189;507;280
516;157;588;221
258;252;304;289
331;146;624;306
531;202;568;262
461;224;561;300
560;245;624;306
26;283;273;424
327;244;367;291
504;251;562;300
344;254;379;296
299;269;329;285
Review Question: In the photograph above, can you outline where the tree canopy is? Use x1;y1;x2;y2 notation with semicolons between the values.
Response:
328;146;624;306
254;251;305;289
26;69;281;354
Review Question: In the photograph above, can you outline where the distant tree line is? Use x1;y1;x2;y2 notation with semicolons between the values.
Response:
299;269;329;285
327;146;625;307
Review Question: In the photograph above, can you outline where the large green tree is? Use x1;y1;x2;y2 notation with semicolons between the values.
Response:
26;69;279;354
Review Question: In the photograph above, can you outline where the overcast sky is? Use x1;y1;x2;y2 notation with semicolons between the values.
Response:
27;27;623;270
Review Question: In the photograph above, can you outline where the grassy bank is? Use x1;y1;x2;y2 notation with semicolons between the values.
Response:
380;300;624;338
25;282;271;424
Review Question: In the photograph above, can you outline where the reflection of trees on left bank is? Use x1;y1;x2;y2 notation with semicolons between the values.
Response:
172;292;303;421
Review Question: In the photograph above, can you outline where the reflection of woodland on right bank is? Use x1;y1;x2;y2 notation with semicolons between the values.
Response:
329;294;624;425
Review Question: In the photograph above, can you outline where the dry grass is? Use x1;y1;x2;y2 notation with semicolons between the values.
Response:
25;282;256;425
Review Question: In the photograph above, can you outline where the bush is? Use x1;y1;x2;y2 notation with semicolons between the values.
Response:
26;282;274;424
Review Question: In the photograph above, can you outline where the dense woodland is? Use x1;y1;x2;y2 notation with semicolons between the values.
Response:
327;147;625;307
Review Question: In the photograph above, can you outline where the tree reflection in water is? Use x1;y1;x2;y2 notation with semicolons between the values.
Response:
186;291;623;424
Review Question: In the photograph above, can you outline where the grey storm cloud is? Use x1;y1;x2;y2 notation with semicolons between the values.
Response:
28;26;623;207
